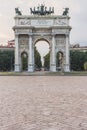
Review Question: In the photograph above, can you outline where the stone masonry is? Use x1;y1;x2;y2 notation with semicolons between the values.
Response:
0;76;87;130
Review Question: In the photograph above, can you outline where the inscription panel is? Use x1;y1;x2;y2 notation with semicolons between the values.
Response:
16;18;69;26
31;20;53;26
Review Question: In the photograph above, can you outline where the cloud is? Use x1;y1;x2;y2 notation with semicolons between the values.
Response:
0;0;87;45
0;34;9;39
13;0;23;5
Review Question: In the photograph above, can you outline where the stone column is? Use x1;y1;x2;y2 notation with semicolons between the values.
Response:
50;35;56;72
28;35;34;72
14;34;20;72
32;43;35;71
64;34;70;72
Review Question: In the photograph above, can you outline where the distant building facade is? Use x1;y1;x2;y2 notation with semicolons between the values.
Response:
70;44;87;52
8;40;15;47
0;40;14;51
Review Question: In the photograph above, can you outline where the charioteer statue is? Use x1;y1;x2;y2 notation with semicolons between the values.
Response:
30;4;54;15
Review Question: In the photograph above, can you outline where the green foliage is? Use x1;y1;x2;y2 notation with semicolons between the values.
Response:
1;49;87;72
21;53;28;70
0;50;14;71
44;50;87;71
44;52;50;70
34;47;42;69
56;52;59;67
84;61;87;71
0;47;42;71
70;50;87;71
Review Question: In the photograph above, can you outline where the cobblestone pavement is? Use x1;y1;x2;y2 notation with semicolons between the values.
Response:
0;76;87;130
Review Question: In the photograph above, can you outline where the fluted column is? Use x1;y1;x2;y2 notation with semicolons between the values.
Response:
50;35;56;72
14;34;20;72
28;35;34;72
64;34;70;72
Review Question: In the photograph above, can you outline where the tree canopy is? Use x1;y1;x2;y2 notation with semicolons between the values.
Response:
0;47;42;71
44;50;87;71
34;46;42;69
44;52;50;70
0;50;14;71
0;49;87;71
70;50;87;71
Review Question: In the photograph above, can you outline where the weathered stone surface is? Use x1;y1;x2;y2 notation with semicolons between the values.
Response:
0;76;86;130
13;14;71;72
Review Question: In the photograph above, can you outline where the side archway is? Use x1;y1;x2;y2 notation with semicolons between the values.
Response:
56;51;64;71
21;52;28;71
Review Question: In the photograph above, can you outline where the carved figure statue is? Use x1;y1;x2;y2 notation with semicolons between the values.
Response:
30;4;54;15
15;8;22;15
62;8;69;16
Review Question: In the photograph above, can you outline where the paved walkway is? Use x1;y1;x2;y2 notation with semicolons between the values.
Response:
0;76;87;130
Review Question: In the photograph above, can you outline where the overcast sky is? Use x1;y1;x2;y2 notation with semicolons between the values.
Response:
0;0;87;46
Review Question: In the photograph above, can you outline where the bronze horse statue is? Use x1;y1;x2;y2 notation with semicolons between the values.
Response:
15;8;22;15
63;8;69;15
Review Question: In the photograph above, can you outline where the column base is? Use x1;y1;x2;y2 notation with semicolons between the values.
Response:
64;64;70;72
50;64;56;72
15;64;20;72
28;64;34;72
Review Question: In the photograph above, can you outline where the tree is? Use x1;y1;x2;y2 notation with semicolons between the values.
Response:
34;47;42;69
70;50;87;71
0;48;42;71
21;52;28;70
44;52;50;70
0;50;14;71
84;62;87;71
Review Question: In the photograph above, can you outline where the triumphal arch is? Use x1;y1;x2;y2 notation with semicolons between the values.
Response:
13;5;71;72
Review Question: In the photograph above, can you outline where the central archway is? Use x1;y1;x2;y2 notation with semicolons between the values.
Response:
34;38;50;71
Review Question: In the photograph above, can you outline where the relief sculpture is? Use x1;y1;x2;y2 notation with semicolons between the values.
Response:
19;35;29;49
18;19;31;25
54;19;66;25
